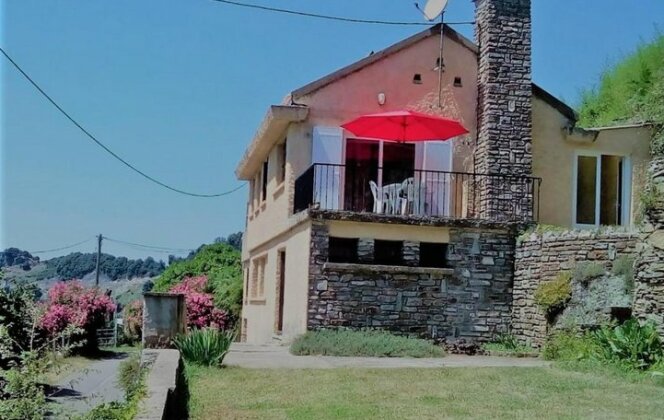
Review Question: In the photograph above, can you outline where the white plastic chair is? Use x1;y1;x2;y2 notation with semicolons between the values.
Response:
369;181;385;213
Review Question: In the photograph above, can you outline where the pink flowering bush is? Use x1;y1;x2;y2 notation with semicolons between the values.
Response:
123;300;143;343
40;280;116;352
170;276;227;330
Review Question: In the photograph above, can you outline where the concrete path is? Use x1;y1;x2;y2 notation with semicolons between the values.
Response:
49;352;128;416
225;343;550;369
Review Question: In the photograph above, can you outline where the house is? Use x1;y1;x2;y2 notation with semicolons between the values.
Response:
235;0;652;344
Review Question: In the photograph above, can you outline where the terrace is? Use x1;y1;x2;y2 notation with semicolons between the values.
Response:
294;163;542;223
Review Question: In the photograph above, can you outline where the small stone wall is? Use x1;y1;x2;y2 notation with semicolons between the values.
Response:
307;221;516;342
513;229;638;347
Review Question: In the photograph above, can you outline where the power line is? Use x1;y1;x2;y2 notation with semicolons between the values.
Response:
210;0;475;26
0;47;245;198
31;237;95;254
103;236;195;253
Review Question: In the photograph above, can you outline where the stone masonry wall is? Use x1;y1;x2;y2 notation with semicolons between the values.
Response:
634;157;664;342
474;0;533;221
307;221;516;342
513;230;638;347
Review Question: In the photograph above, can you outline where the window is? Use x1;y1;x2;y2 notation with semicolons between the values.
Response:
277;140;287;184
575;154;630;227
419;242;449;268
374;240;403;265
250;256;267;300
261;160;268;202
328;237;359;263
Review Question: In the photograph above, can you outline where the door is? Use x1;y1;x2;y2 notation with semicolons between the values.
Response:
415;141;453;216
276;250;286;334
345;139;379;212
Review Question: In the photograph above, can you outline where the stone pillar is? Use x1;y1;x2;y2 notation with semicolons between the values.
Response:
403;241;420;267
474;0;533;221
357;238;374;264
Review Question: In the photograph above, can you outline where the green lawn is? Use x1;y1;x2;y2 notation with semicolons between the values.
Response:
186;366;664;419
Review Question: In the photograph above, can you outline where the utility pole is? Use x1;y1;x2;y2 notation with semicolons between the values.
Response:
95;234;103;287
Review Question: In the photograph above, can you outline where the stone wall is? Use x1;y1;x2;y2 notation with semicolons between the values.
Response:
307;221;516;342
513;230;638;347
633;157;664;341
474;0;533;220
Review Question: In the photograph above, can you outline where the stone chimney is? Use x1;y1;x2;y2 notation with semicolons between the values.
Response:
474;0;533;220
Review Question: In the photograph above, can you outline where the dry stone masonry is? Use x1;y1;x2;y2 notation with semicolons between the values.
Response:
307;221;516;342
513;229;638;347
474;0;534;221
634;157;664;342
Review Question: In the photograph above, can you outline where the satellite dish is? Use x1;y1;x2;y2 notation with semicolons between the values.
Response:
423;0;448;21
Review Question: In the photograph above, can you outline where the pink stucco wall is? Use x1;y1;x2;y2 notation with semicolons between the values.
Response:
295;30;479;173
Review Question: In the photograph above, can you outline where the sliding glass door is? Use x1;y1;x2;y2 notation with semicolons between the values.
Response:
574;153;631;227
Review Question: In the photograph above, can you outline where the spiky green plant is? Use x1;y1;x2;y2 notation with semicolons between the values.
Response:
592;319;663;370
174;328;235;366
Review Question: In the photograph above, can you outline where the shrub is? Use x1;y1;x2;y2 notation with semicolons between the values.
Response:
153;243;242;321
0;284;44;367
122;300;143;343
170;276;228;330
573;262;606;285
40;280;116;353
0;355;47;420
542;330;599;361
290;329;445;358
612;255;636;292
592;319;663;370
174;328;234;366
534;272;572;318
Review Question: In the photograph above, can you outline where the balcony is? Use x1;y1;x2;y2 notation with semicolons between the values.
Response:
294;163;542;223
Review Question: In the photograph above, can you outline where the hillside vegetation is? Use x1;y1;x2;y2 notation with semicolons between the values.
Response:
578;33;664;153
153;243;243;320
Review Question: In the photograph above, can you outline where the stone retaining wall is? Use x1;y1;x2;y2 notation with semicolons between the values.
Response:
633;157;664;343
512;229;638;347
307;221;516;342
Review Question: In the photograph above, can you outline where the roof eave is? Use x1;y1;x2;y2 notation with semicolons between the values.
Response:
235;105;309;180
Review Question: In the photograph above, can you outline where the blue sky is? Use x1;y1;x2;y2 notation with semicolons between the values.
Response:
2;0;663;260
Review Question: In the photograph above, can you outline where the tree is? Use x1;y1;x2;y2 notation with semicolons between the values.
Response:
214;232;243;251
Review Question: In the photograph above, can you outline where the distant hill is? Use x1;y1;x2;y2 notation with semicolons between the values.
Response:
0;232;243;307
1;248;165;283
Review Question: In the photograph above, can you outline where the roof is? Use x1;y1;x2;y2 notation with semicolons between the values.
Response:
292;23;577;122
236;24;580;180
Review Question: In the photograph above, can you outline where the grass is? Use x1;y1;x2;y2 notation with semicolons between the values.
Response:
186;365;664;419
290;329;444;358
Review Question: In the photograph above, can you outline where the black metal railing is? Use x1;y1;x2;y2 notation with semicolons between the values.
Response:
293;163;542;223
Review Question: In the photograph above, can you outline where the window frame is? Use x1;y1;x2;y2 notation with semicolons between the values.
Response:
572;151;632;229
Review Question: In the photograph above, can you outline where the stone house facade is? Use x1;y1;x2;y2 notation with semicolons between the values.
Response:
235;0;653;344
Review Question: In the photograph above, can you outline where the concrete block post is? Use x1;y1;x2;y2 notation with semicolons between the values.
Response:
142;293;187;349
